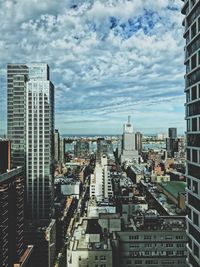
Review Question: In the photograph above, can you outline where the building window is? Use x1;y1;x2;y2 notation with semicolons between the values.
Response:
144;235;151;240
192;117;197;131
135;260;142;265
192;149;198;162
191;86;197;100
188;238;192;249
191;54;197;69
186;90;190;101
188;206;192;220
194;242;199;258
191;22;197;39
188;163;200;178
129;235;139;240
187;119;190;131
193;211;199;226
193;180;198;194
187;148;191;160
187;177;191;190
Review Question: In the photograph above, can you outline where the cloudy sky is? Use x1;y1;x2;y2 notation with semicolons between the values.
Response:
0;0;185;135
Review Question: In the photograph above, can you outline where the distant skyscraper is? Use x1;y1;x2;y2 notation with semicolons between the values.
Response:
75;139;89;158
168;128;177;139
97;138;108;160
182;1;200;266
120;116;138;163
135;132;142;153
59;137;65;163
7;64;28;168
26;64;54;220
166;128;178;158
54;129;60;162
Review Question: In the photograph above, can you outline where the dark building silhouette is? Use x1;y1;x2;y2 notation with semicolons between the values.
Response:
0;140;11;174
168;128;177;139
182;1;200;266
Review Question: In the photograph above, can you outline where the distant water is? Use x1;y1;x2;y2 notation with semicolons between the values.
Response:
143;142;166;150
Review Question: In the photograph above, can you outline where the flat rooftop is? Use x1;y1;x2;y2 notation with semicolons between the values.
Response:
124;215;186;232
159;181;186;199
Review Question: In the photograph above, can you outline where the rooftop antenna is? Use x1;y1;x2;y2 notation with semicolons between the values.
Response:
128;115;131;123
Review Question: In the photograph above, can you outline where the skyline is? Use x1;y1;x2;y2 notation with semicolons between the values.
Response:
0;0;185;135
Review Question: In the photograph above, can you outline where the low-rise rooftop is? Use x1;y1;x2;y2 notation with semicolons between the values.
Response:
159;181;186;199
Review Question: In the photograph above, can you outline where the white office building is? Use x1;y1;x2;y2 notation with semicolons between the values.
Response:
26;64;54;220
90;156;113;201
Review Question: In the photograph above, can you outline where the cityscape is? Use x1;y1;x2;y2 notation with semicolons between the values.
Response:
0;1;200;267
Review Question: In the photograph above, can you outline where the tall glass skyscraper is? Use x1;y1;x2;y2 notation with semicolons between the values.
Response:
182;1;200;266
26;64;54;220
7;63;54;221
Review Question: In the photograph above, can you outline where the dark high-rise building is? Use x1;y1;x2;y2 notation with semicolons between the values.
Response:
168;128;177;139
24;220;56;267
54;129;60;162
97;138;108;160
135;132;142;152
0;139;33;267
7;64;28;168
0;167;25;267
60;137;65;163
75;139;89;158
182;1;200;266
166;128;178;158
0;140;11;174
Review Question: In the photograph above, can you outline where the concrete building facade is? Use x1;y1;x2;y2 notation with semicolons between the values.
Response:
90;156;113;201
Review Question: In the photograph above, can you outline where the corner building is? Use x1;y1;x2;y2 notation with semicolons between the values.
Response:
182;1;200;266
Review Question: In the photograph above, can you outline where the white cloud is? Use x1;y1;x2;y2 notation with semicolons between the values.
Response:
0;0;185;135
